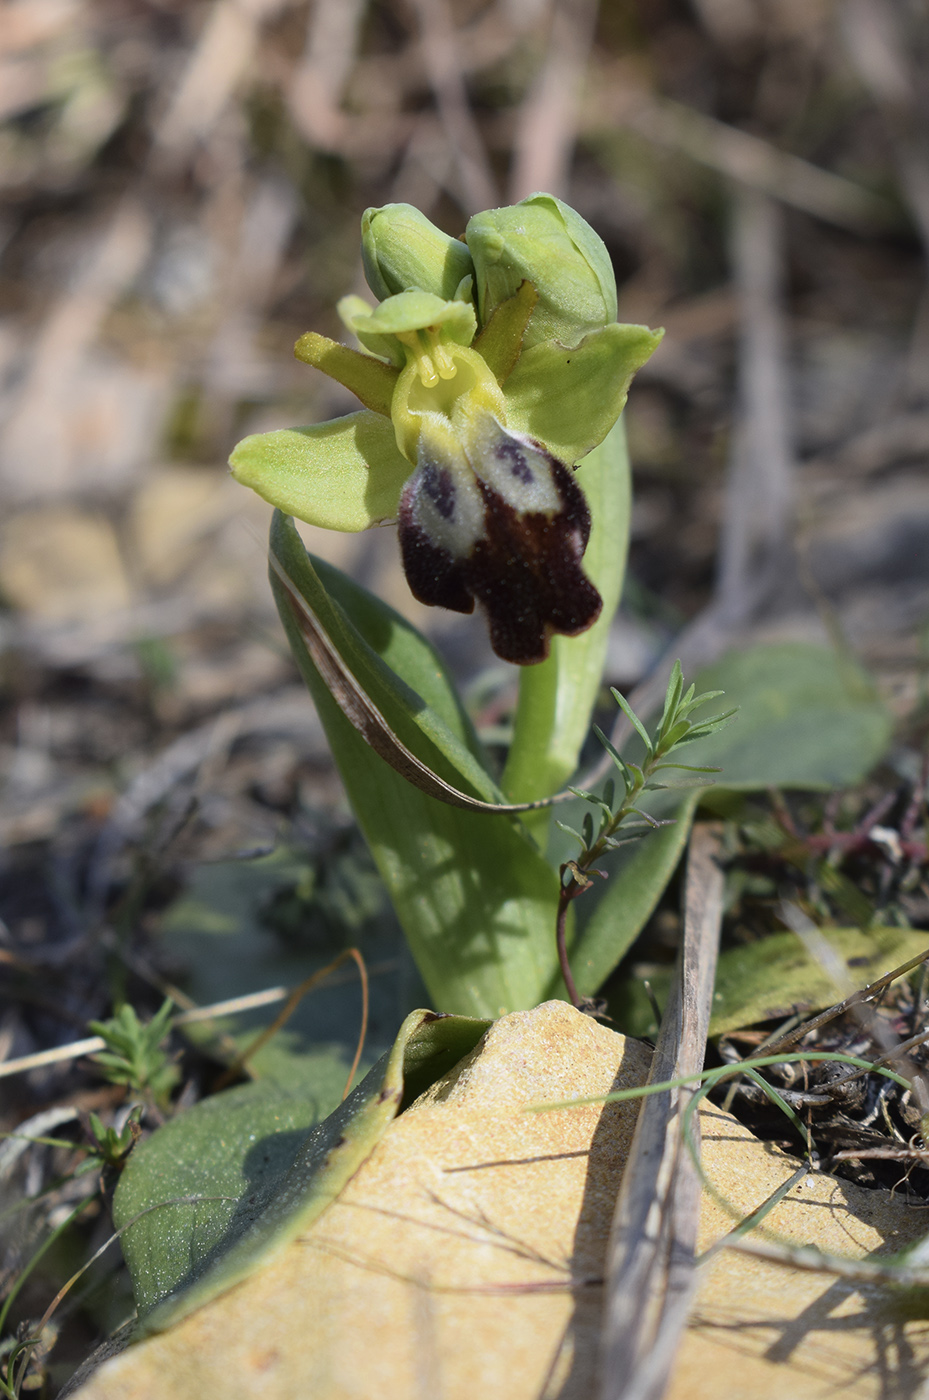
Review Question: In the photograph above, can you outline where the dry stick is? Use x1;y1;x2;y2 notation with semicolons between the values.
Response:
507;0;599;202
0;961;380;1082
199;948;369;1096
588;86;896;235
597;823;725;1400
287;0;368;151
407;0;498;212
580;187;796;790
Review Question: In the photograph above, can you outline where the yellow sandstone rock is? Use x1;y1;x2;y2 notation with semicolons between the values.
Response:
70;1001;929;1400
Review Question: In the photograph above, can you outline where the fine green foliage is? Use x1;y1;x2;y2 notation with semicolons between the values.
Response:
87;1000;179;1108
561;659;734;866
117;1010;490;1335
551;665;733;1005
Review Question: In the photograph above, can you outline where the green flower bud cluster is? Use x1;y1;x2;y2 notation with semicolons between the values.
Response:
361;192;617;351
230;194;663;663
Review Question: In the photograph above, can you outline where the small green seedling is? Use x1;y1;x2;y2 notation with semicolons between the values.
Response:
88;1000;180;1109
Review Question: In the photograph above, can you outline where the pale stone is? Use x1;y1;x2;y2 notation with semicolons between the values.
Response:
0;508;131;620
70;1001;929;1400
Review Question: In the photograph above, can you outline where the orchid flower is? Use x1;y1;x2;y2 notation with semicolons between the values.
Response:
230;194;662;665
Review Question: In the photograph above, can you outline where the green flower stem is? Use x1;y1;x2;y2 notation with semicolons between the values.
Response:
502;418;630;832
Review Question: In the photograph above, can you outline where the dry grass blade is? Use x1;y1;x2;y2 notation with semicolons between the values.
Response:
407;0;498;212
597;823;724;1400
508;0;599;202
591;88;898;235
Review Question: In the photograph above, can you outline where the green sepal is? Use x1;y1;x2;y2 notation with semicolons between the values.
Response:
270;513;564;1016
229;411;411;532
503;323;664;465
472;280;539;384
294;332;398;417
123;1009;491;1336
361;203;474;303
466;192;618;349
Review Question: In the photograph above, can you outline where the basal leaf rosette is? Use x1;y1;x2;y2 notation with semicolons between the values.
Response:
230;194;662;664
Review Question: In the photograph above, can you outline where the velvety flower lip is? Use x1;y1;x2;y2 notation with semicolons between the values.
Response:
399;412;602;665
228;198;664;665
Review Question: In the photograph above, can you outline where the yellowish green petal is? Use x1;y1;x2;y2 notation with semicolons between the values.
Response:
350;289;476;347
229;411;410;532
294;332;398;417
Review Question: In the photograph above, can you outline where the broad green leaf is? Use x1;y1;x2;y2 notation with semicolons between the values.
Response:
567;791;699;998
120;1009;490;1336
157;844;415;1083
612;926;929;1039
672;643;892;792
503;324;664;465
503;418;630;820
229;411;410;533
270;513;563;1016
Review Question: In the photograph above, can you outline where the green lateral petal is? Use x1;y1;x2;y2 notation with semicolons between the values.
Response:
504;323;664;464
270;513;563;1017
502;418;630;816
124;1009;490;1335
294;332;398;416
229;411;410;532
472;280;539;384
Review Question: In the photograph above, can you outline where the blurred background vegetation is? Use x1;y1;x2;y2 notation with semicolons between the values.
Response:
2;0;929;1390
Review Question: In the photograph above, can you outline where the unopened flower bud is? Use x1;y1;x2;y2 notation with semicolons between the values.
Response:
465;192;617;349
362;203;475;302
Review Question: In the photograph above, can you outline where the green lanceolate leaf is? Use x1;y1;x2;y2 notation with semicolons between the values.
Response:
270;513;563;1016
272;542;560;817
502;418;630;820
120;1010;490;1336
503;323;664;465
229;411;411;532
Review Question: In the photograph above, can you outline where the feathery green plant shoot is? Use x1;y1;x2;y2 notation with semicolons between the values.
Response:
88;1000;179;1108
555;661;736;1008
